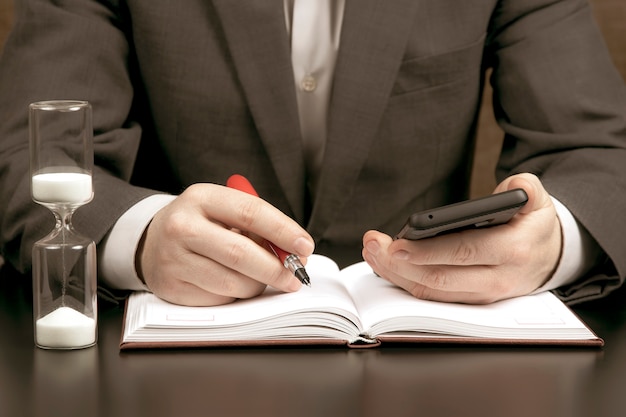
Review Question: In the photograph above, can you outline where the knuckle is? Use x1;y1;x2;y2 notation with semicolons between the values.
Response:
451;237;478;264
224;241;248;269
200;266;238;296
182;183;206;201
213;274;236;295
236;198;261;230
421;267;448;291
163;211;195;239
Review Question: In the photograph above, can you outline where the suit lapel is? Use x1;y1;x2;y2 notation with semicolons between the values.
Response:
308;0;419;236
213;0;307;222
213;0;419;233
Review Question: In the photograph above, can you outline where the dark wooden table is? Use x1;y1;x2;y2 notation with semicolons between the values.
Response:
1;266;625;417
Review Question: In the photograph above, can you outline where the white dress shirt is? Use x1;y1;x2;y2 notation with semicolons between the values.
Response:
99;0;597;293
285;0;344;194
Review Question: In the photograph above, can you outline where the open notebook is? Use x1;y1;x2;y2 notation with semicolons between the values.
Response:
120;255;602;349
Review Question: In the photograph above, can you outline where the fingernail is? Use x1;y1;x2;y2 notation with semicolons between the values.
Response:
294;237;315;256
393;250;409;260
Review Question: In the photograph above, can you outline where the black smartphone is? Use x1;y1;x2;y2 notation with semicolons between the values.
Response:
395;188;528;240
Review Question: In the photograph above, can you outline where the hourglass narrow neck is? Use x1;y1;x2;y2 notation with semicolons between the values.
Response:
37;204;93;248
36;194;92;227
52;206;77;230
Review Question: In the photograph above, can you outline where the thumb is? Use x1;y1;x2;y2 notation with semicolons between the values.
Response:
493;173;552;215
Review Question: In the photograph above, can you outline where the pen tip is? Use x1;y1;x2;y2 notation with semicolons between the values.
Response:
295;269;311;287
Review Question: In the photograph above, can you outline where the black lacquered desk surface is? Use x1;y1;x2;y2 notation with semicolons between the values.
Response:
1;267;625;417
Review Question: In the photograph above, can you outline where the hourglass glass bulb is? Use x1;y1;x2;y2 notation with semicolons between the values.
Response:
29;100;97;350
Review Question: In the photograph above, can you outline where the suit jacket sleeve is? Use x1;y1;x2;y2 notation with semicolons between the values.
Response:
1;0;625;306
0;0;156;274
487;0;626;303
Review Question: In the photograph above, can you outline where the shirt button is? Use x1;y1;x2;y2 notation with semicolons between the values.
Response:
300;74;317;92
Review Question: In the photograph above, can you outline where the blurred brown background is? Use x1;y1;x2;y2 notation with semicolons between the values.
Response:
0;0;624;198
472;0;626;196
0;1;12;49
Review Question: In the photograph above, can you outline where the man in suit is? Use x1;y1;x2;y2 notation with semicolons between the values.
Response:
0;0;625;306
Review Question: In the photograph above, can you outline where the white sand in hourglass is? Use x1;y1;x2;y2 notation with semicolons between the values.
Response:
32;172;92;203
36;307;96;348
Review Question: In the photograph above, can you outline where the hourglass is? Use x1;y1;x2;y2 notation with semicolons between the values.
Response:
29;100;97;349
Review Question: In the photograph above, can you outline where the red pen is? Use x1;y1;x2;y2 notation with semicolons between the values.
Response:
226;174;311;286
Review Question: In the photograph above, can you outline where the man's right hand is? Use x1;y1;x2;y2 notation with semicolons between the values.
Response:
136;183;315;306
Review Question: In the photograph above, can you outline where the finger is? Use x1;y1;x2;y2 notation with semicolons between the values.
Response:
493;173;552;214
364;231;544;302
142;224;271;305
181;215;301;292
156;280;238;307
363;240;518;303
388;226;519;267
372;251;513;301
169;244;270;292
192;184;315;258
374;267;503;305
366;227;515;269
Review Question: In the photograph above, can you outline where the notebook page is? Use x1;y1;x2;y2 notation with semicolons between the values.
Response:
123;255;364;342
339;262;595;340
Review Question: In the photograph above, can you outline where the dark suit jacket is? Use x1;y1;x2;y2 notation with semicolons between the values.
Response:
1;0;625;303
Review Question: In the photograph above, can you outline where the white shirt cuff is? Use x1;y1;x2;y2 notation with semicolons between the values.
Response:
532;196;600;293
98;194;177;291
